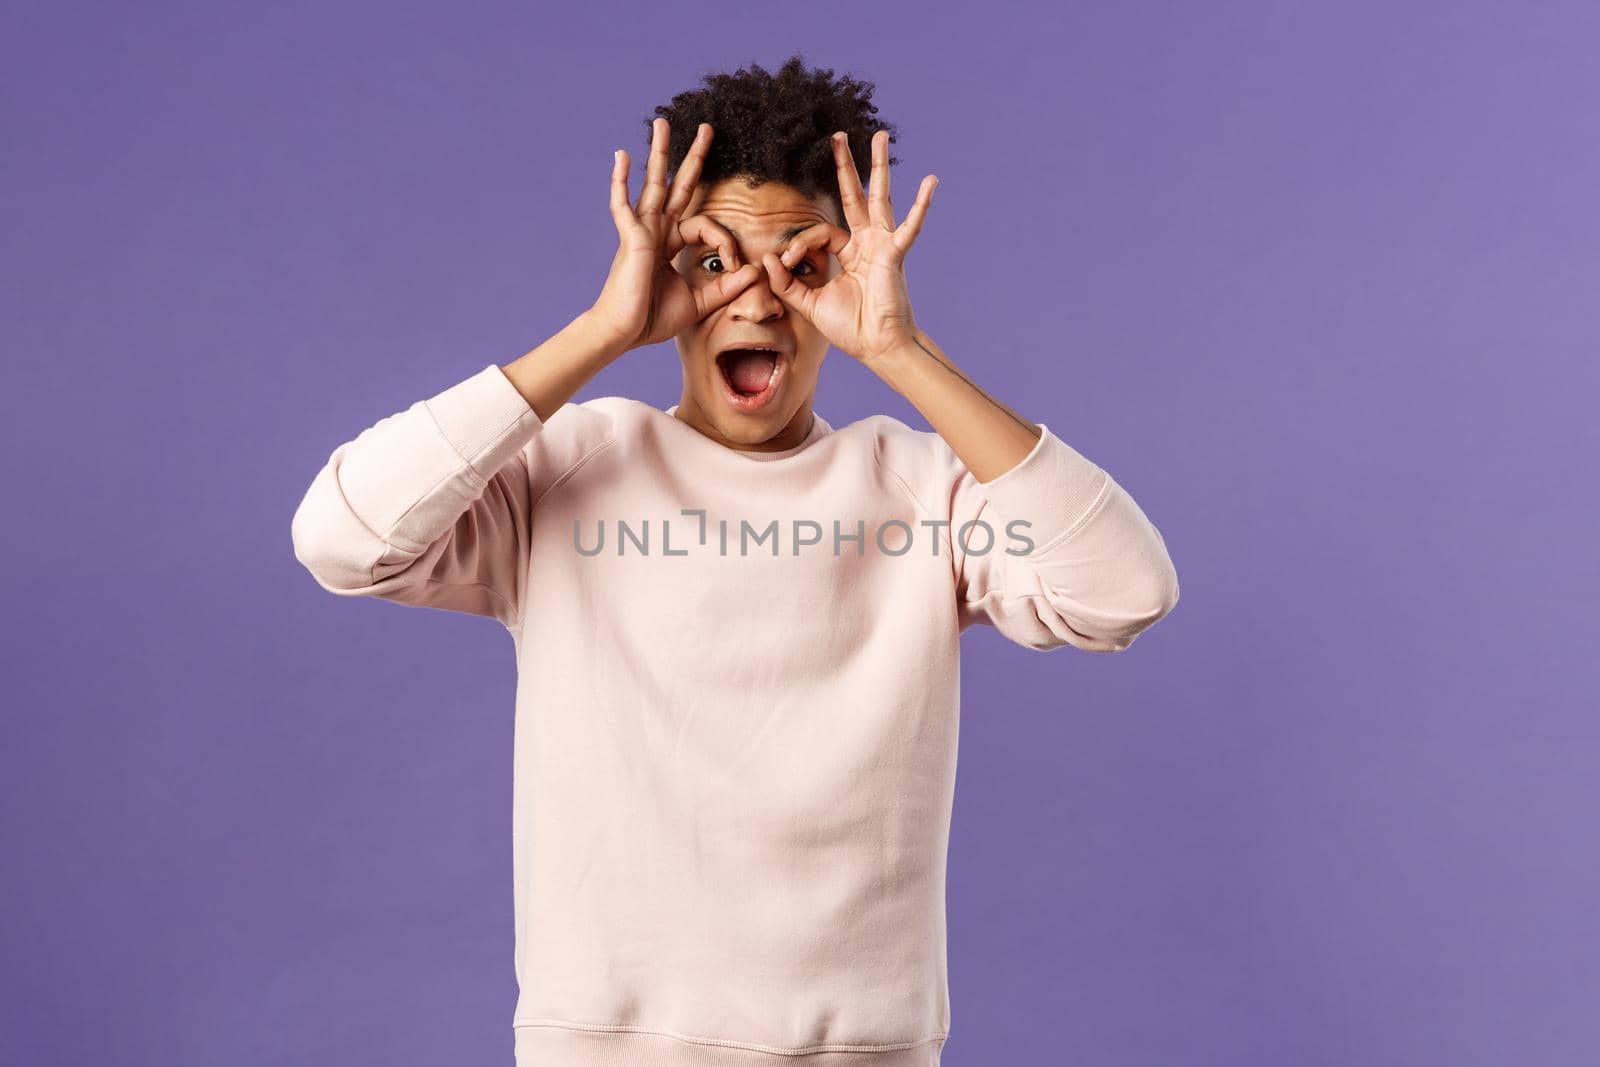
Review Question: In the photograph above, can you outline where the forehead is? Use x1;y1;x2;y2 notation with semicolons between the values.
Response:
685;177;839;239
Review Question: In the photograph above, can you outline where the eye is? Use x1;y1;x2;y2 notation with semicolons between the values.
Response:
698;252;733;274
789;257;816;277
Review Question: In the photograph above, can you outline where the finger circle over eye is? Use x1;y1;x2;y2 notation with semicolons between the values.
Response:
786;221;850;259
672;213;737;268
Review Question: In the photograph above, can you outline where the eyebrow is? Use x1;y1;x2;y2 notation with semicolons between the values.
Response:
698;221;813;248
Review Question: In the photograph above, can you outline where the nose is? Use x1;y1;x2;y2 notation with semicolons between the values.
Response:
726;261;785;324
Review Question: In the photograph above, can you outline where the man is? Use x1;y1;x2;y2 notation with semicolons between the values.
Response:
291;54;1178;1067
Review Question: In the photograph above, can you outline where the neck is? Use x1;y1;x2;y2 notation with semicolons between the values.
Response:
672;395;816;453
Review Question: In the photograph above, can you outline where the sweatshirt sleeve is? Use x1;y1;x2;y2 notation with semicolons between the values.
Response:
939;423;1180;653
289;363;544;630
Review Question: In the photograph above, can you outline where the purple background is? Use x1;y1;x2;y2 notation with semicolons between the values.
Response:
4;2;1596;1064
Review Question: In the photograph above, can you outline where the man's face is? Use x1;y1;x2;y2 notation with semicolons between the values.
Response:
670;176;842;450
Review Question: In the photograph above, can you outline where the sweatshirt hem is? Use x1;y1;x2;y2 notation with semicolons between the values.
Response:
512;1019;947;1065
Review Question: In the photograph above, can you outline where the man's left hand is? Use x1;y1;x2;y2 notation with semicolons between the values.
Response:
760;129;938;365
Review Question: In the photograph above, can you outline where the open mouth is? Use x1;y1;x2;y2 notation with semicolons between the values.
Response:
715;346;788;411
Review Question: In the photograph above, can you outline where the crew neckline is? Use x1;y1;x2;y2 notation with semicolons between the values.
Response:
658;403;833;461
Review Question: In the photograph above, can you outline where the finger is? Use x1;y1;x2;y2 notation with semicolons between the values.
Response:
759;251;816;319
892;175;938;255
867;128;893;230
664;122;712;221
635;117;672;218
830;131;871;232
778;221;851;271
695;263;761;318
667;212;739;269
610;149;639;237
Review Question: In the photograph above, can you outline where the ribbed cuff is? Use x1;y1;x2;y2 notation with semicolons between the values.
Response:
974;423;1111;553
422;363;544;478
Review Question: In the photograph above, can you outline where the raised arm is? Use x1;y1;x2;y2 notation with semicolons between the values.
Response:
767;127;1179;651
287;314;618;629
290;116;761;629
919;399;1180;652
866;323;1179;651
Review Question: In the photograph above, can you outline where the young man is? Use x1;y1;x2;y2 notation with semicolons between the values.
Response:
291;55;1178;1067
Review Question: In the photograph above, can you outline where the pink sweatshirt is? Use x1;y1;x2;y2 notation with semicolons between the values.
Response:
290;362;1179;1065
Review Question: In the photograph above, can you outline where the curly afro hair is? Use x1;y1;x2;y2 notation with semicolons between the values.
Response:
646;53;899;223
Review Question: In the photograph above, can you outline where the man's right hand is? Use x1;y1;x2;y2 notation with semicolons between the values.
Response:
587;117;760;354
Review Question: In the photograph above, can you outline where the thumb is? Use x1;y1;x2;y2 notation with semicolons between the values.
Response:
759;252;813;318
696;262;760;317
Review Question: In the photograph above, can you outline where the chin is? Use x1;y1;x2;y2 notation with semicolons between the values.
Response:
703;388;794;440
